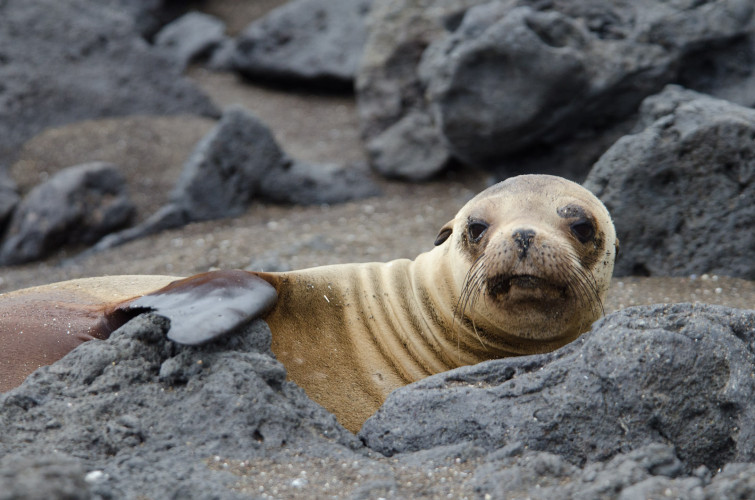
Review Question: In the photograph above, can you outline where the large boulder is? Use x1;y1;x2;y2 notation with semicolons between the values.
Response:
584;86;755;279
0;163;135;266
357;0;754;179
356;0;488;180
360;303;755;473
421;0;753;169
232;0;375;89
0;0;217;171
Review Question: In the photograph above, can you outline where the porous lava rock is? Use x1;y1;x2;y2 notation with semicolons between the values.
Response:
584;86;755;279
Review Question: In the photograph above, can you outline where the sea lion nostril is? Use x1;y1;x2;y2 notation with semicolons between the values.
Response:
512;228;536;258
512;229;536;248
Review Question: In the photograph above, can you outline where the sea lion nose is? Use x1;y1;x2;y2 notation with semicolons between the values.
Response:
512;228;536;258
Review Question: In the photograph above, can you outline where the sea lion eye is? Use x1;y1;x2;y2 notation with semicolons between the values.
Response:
570;219;595;243
467;221;489;243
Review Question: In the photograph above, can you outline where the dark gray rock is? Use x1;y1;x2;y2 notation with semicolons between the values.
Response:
0;173;19;233
0;0;218;172
91;106;379;252
154;11;227;70
259;159;379;205
0;314;363;499
112;0;191;39
168;105;379;213
584;86;755;279
0;162;135;265
366;111;453;181
358;0;754;179
232;0;375;88
170;105;378;219
470;444;703;500
170;105;287;221
420;0;753;169
360;303;755;472
356;0;488;180
679;33;755;109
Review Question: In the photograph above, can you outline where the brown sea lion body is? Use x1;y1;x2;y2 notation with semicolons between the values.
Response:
0;276;177;392
0;175;617;432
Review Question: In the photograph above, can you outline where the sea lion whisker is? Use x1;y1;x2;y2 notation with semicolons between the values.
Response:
454;254;486;324
559;262;590;307
562;258;603;316
570;258;603;314
454;255;490;351
467;267;490;350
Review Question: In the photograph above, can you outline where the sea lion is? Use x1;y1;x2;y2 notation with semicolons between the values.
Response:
0;175;617;432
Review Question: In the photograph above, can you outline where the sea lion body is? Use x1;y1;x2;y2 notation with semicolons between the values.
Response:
0;175;617;432
261;256;470;431
262;174;617;430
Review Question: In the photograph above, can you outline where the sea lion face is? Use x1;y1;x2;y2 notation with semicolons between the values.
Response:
435;175;617;343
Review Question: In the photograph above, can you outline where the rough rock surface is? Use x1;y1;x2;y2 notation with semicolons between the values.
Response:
154;11;228;70
360;303;755;473
232;0;375;88
92;106;379;252
0;456;91;500
0;163;135;266
584;86;755;279
0;315;363;499
0;0;218;171
679;33;755;109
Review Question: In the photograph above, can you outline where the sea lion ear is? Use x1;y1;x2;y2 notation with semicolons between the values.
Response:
614;237;621;260
434;220;454;246
116;270;278;345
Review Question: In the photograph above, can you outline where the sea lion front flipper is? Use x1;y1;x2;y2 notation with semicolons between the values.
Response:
115;270;278;345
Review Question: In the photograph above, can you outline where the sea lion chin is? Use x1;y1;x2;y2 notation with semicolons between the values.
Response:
0;174;617;432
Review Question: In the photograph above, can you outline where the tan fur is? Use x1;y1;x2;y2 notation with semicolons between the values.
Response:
0;175;616;433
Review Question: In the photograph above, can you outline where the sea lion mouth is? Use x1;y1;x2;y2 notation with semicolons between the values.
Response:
487;274;566;301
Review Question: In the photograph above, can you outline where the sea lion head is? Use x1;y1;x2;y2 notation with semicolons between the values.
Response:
434;174;618;346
